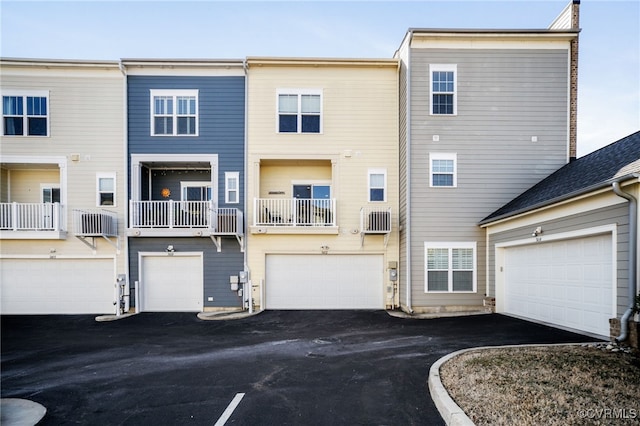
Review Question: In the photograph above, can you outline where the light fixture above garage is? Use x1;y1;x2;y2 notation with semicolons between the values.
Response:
166;245;175;254
532;226;543;237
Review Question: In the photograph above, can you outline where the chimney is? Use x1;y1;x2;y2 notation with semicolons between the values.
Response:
569;0;580;161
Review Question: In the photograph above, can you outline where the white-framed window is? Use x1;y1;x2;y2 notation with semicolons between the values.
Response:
430;153;457;187
368;169;387;202
150;89;198;136
430;64;457;115
277;89;322;134
225;172;239;204
40;184;61;203
96;173;116;206
425;242;476;293
181;181;212;201
2;91;50;136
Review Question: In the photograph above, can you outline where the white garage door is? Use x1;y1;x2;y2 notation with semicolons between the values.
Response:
140;254;203;312
1;257;115;314
504;234;613;336
266;254;384;309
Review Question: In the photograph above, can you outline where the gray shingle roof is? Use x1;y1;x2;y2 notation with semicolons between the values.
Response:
480;130;640;224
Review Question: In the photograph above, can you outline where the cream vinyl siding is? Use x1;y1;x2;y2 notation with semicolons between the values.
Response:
0;63;126;266
246;59;400;309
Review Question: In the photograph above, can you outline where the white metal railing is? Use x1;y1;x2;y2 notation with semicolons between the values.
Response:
254;198;336;227
72;208;118;237
129;200;243;235
360;207;391;233
0;202;65;231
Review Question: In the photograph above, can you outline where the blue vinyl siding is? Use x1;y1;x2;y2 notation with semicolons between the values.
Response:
127;75;245;208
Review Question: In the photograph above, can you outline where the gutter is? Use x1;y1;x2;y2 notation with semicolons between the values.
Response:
612;180;638;343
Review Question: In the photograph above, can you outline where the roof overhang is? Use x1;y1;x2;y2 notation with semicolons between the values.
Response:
246;57;399;69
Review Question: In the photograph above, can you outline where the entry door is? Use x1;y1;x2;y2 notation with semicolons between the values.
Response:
293;184;330;224
41;185;60;229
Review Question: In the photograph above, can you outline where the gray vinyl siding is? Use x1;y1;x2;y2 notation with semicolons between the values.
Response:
398;46;409;306
408;48;570;307
487;204;630;317
128;238;243;308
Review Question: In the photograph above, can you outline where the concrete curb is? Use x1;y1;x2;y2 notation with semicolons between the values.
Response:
428;342;601;425
197;310;264;321
386;310;490;320
95;313;137;322
0;398;46;426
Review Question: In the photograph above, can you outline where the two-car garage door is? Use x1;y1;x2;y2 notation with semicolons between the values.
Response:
266;254;384;309
503;234;613;336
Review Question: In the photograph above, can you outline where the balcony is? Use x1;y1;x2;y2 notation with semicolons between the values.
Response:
252;198;338;235
0;202;67;239
360;207;392;246
128;200;244;251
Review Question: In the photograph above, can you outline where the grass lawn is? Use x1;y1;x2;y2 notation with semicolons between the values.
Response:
440;344;640;425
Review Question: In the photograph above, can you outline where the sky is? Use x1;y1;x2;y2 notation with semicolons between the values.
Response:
1;0;638;157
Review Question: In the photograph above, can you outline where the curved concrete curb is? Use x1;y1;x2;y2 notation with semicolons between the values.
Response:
95;313;137;322
387;310;489;320
428;342;601;425
0;398;46;426
197;310;264;321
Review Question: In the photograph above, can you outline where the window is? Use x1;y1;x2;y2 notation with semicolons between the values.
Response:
225;172;239;204
368;169;386;202
96;173;116;206
2;92;49;136
277;90;321;133
430;65;457;115
430;153;457;187
150;90;198;136
425;242;476;292
181;181;212;201
41;184;61;203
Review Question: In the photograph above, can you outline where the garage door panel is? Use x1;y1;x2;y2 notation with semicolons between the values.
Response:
1;258;115;314
266;255;383;310
141;255;202;312
505;234;613;336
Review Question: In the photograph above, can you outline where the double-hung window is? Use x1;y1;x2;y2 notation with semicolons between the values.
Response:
97;173;116;206
430;65;457;115
277;90;322;133
151;90;198;136
430;153;457;187
425;242;476;292
2;91;49;136
368;169;387;202
225;172;239;204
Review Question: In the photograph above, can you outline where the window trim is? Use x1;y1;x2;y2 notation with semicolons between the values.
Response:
2;90;50;137
429;64;457;116
225;172;240;204
96;173;116;207
424;242;477;293
276;89;323;134
150;89;199;137
368;168;387;202
429;153;457;188
180;181;212;202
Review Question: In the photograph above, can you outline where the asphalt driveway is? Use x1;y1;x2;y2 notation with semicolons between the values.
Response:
1;311;594;425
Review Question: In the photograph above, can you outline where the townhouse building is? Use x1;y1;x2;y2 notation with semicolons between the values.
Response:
0;58;127;314
245;58;400;310
394;1;581;317
121;59;246;312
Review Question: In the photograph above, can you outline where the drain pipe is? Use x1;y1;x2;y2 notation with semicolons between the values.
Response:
612;179;638;343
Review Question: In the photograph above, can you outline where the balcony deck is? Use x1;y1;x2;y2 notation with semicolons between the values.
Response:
0;202;67;239
251;198;338;234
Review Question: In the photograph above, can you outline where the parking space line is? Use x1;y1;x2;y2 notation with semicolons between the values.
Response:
214;393;245;426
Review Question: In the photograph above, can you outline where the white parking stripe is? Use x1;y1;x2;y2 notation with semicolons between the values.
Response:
214;393;245;426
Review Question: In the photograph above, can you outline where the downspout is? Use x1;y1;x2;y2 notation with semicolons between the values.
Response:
612;180;638;343
405;31;413;313
243;59;251;313
119;60;131;314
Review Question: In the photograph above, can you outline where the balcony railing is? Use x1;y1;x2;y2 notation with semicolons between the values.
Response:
72;209;118;237
0;202;65;231
129;200;243;235
254;198;336;227
360;207;391;234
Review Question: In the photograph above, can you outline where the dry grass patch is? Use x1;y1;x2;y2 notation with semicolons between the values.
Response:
440;345;640;425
